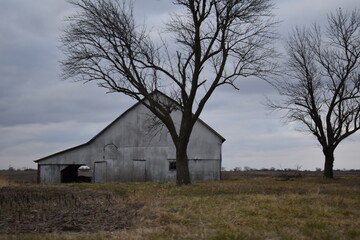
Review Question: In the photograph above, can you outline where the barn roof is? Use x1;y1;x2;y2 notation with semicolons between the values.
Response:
35;91;225;163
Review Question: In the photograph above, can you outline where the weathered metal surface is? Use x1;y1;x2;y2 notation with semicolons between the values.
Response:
35;100;224;184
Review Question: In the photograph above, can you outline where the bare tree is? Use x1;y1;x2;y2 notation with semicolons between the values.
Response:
270;9;360;178
61;0;277;185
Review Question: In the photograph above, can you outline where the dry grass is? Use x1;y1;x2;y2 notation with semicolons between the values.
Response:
0;176;8;187
1;176;359;239
0;170;37;185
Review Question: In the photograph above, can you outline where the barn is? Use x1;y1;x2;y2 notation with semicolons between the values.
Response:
35;92;225;184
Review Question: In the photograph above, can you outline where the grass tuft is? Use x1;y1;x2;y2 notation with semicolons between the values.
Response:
0;176;8;187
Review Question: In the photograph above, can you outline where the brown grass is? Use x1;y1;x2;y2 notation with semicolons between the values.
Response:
0;176;8;187
0;170;37;184
0;175;359;239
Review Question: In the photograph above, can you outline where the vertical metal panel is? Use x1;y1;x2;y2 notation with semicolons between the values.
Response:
132;160;146;182
94;161;107;183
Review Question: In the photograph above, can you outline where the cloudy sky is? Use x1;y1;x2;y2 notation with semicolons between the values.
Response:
0;0;359;171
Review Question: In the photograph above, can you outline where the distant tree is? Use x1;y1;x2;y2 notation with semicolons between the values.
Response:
61;0;277;185
269;9;360;178
233;167;242;172
243;166;252;171
7;166;15;171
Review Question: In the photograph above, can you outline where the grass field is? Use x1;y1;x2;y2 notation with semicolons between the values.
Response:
0;172;359;239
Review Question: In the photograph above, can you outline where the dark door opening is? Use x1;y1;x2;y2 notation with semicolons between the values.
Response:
61;165;81;183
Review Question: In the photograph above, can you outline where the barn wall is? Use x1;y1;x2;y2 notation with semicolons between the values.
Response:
37;144;99;183
166;111;223;181
36;144;97;166
94;103;169;149
189;118;223;160
189;159;220;181
102;146;174;182
93;105;222;182
38;164;68;184
90;103;172;182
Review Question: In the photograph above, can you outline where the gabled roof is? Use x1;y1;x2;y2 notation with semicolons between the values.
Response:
35;91;225;163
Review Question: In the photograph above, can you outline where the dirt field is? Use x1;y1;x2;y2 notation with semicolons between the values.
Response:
0;185;141;234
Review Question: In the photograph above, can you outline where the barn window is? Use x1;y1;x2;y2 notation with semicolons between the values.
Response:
169;161;176;171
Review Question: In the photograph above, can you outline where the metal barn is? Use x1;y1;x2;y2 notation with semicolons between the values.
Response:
35;94;225;184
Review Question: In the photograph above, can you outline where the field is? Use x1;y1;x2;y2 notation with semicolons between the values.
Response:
0;170;37;185
0;171;359;239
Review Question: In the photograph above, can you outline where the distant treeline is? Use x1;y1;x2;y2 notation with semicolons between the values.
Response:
226;166;360;172
3;167;37;172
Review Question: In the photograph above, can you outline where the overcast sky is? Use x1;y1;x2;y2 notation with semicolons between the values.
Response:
0;0;359;171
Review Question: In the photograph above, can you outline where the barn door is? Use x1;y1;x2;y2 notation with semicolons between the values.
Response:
132;160;146;182
94;161;107;183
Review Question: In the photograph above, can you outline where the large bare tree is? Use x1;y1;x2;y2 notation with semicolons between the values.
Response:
270;9;360;178
61;0;277;185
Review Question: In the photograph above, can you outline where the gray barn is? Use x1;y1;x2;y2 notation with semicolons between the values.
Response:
35;94;225;184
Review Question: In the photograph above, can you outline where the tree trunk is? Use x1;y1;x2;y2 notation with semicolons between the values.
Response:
175;141;191;186
323;149;335;178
